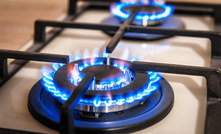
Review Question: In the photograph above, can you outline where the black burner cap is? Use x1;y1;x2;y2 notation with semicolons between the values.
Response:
81;65;124;83
122;5;164;14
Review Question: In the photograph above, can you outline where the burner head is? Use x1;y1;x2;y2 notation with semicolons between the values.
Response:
52;58;151;113
110;2;174;26
123;5;165;26
30;51;174;133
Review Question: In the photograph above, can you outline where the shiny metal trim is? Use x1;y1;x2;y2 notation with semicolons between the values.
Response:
74;97;148;113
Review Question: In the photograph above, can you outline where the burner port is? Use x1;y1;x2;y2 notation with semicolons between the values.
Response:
78;111;100;118
114;111;124;115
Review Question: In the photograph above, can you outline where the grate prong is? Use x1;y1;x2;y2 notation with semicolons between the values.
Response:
125;69;132;84
90;77;96;90
106;56;110;65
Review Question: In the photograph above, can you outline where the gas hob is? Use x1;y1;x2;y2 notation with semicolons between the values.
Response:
0;0;221;134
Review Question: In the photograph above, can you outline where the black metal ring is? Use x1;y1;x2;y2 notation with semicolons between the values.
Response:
54;58;149;100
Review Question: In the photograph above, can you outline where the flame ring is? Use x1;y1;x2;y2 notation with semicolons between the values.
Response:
42;58;161;112
110;2;174;21
54;58;148;99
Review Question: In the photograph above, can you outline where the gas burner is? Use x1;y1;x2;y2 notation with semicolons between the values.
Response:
111;2;174;26
28;50;174;133
102;2;185;40
123;5;165;26
28;75;174;133
41;50;162;113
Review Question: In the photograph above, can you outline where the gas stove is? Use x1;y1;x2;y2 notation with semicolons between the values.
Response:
0;0;221;134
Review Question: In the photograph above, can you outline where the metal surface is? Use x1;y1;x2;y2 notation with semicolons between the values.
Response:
60;73;94;134
132;61;221;134
0;127;44;134
127;26;221;58
78;111;100;118
90;77;96;90
74;97;148;113
165;2;221;24
106;57;110;65
132;61;221;98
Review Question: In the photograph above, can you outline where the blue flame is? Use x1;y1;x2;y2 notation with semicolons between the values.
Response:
68;53;74;63
120;48;129;60
51;63;62;71
129;54;137;62
93;96;101;107
74;51;81;61
110;2;174;21
93;49;100;58
137;56;144;61
83;50;90;59
102;48;109;58
41;50;162;108
126;94;135;103
41;67;70;100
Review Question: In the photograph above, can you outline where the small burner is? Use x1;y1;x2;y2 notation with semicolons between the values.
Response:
110;2;174;26
123;5;164;13
102;2;185;40
122;5;165;26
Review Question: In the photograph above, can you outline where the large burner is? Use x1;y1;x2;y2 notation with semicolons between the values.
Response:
28;75;174;133
48;57;152;113
40;50;162;113
28;50;174;133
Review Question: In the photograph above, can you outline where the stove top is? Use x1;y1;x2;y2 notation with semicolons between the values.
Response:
0;0;221;134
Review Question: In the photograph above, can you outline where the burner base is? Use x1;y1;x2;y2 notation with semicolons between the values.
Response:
101;16;185;40
28;78;174;133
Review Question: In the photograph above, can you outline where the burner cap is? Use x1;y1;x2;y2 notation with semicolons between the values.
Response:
122;5;165;26
122;5;164;15
81;65;124;84
110;2;174;26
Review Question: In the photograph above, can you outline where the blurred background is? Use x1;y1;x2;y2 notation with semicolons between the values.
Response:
0;0;220;50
